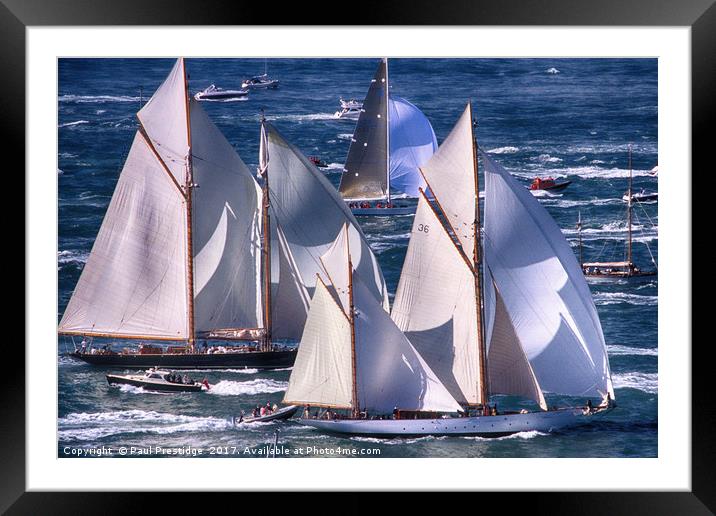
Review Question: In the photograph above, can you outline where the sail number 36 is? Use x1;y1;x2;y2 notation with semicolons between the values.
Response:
417;224;429;233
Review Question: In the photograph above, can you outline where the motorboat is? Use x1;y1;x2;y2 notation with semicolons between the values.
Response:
194;84;249;101
623;189;658;202
235;405;299;424
334;98;363;119
529;176;571;192
241;74;279;90
308;156;328;168
106;367;210;392
346;200;415;216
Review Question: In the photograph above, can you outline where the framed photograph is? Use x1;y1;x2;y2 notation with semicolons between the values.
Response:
9;0;710;512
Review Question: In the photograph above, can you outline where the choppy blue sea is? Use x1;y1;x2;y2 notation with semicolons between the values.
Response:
58;58;657;458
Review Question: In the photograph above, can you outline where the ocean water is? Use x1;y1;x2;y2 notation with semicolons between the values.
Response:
58;58;658;458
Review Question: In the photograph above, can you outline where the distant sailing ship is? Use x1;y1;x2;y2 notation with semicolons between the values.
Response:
241;59;279;90
339;58;438;216
60;58;387;369
580;146;658;281
284;103;615;437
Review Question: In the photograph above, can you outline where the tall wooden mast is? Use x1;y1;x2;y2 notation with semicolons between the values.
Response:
627;144;633;267
470;101;489;407
346;228;359;418
260;117;273;352
384;58;391;205
182;58;196;351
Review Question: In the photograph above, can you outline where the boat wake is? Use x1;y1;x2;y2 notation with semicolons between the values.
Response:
265;113;338;122
486;146;519;154
59;120;90;128
57;250;89;267
612;371;658;394
594;292;658;306
607;345;658;357
207;379;288;396
58;410;232;441
59;94;142;104
460;430;548;441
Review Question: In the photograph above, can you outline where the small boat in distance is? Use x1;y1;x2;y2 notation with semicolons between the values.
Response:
242;74;279;90
580;147;657;281
529;176;571;192
308;156;328;168
334;98;363;119
194;84;248;101
623;189;658;202
106;367;210;392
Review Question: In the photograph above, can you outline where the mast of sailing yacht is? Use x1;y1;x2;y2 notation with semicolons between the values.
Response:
183;60;196;351
469;102;489;408
385;58;391;206
627;144;633;269
259;114;273;352
346;235;359;418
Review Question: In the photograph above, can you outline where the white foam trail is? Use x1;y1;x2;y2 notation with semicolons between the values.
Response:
58;410;235;441
208;378;288;396
607;345;658;357
57;250;89;266
337;133;353;141
59;120;89;128
546;67;560;74
461;430;547;441
594;292;658;306
59;94;142;104
531;154;562;163
486;146;519;154
530;189;563;198
265;113;337;122
612;371;658;394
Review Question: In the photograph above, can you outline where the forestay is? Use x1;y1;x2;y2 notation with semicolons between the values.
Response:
388;96;438;198
265;123;389;311
481;149;615;399
391;193;483;406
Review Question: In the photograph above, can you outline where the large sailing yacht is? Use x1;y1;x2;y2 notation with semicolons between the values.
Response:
285;103;615;436
339;58;438;216
60;58;387;369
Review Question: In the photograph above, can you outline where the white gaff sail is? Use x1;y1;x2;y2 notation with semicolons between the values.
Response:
481;148;615;400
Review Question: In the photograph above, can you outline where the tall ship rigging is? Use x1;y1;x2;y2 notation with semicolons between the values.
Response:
60;58;387;369
339;58;438;216
285;103;615;436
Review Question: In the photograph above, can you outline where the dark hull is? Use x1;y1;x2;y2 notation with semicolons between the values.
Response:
106;375;203;392
69;349;297;370
585;271;657;281
197;92;247;100
240;405;299;424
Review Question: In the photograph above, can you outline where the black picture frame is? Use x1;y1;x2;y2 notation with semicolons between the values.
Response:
7;0;709;512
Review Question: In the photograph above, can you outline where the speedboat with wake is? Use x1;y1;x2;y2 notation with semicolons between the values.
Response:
529;176;571;192
106;367;210;393
194;84;248;101
235;405;299;424
334;98;363;119
623;189;658;202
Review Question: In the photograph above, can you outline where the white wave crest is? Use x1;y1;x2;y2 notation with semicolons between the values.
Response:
59;120;89;128
208;378;288;396
59;94;142;104
607;345;658;357
57;250;89;266
612;371;658;394
594;292;658;306
486;146;519;154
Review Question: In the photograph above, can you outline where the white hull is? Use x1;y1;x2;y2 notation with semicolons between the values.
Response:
299;408;596;437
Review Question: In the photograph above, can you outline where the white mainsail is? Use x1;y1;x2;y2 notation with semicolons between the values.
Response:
418;104;476;260
264;122;389;311
481;149;615;400
391;193;482;406
58;131;190;339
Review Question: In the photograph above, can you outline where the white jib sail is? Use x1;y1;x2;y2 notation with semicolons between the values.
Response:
270;223;311;340
318;223;351;314
59;132;189;339
481;149;614;399
137;58;190;186
353;270;463;414
189;100;264;333
391;193;483;406
265;123;389;311
418;104;477;259
283;278;353;409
